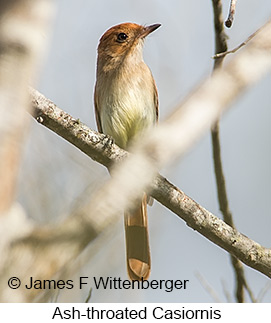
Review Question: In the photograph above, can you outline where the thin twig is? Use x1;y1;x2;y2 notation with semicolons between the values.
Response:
213;22;269;59
244;281;257;303
211;0;255;303
195;272;222;302
225;0;237;28
52;289;60;303
85;288;92;303
212;0;228;69
257;282;271;302
230;256;256;302
221;279;232;302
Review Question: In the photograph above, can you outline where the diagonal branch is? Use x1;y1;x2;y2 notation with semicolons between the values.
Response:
213;22;269;59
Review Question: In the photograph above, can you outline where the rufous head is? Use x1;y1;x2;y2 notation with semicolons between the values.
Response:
97;22;161;72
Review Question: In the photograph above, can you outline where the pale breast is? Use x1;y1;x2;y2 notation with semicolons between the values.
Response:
97;64;157;149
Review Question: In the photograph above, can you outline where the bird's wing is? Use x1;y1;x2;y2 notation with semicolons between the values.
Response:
94;85;103;133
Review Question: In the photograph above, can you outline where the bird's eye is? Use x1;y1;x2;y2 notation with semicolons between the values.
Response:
117;32;128;42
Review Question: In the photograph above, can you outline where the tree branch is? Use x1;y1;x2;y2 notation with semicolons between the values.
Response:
213;22;269;59
212;0;245;302
225;0;237;28
211;0;259;302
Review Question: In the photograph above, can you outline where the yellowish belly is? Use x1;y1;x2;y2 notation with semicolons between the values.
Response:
100;82;156;149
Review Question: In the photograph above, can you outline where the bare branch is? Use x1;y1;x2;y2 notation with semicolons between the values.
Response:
213;22;269;59
30;88;128;168
195;272;222;302
212;0;245;303
257;282;271;302
151;176;271;280
225;0;237;28
211;0;228;69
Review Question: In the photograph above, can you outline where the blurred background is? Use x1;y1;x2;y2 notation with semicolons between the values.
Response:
18;0;271;302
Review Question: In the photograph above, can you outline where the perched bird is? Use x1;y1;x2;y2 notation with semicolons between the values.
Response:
94;22;160;280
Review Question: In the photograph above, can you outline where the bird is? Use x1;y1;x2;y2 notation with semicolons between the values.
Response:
94;22;160;280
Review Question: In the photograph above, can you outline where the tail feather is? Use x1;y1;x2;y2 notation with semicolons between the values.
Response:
124;194;151;280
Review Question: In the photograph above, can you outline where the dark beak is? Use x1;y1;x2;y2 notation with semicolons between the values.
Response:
141;23;161;38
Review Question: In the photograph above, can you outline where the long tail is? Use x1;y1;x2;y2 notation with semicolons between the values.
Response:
124;194;151;280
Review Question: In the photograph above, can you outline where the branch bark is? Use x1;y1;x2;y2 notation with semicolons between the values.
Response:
211;0;256;302
225;0;237;28
213;22;269;59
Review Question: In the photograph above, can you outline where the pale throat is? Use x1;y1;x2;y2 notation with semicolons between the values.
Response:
100;39;144;73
